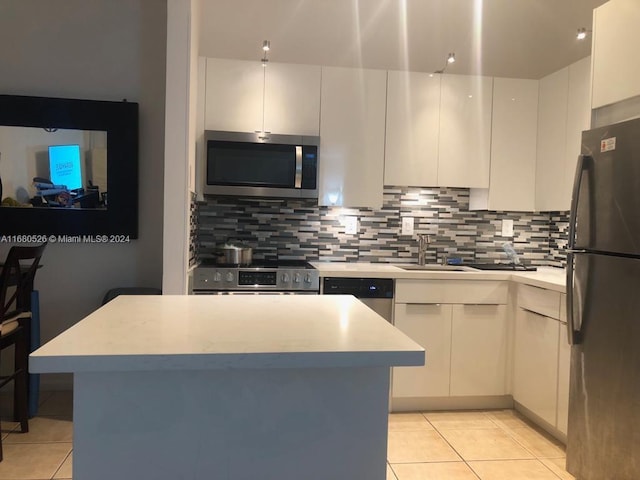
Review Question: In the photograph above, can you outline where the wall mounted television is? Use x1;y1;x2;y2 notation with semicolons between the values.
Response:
0;94;138;238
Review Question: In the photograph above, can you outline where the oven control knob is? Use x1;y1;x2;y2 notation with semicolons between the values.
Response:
304;273;312;284
293;273;301;284
225;272;234;283
213;272;222;283
281;273;290;283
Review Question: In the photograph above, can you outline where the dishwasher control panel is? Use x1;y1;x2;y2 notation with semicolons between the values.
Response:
322;277;394;298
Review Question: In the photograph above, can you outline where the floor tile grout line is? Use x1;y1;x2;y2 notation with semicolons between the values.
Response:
50;449;73;480
416;410;530;464
387;461;399;480
491;417;566;460
424;420;468;463
537;458;567;480
465;458;566;480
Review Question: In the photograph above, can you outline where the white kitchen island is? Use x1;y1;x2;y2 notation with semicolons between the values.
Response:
30;295;424;480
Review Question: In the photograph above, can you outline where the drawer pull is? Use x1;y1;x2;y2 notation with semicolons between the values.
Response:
519;306;554;319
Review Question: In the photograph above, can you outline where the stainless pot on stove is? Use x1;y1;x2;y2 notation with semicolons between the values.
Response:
212;241;253;266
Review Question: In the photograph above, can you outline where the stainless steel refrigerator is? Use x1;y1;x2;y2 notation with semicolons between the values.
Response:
566;117;640;479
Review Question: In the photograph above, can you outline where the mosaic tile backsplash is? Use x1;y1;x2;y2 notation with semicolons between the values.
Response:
196;187;570;267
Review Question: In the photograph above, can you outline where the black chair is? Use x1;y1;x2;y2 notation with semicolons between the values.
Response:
101;287;162;306
0;243;46;462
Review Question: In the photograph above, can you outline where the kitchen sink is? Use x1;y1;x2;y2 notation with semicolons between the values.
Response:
396;264;476;272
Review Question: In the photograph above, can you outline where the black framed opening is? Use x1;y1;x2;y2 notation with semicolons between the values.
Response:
0;94;138;238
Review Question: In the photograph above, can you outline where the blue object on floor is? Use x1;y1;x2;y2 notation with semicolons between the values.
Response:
29;290;40;417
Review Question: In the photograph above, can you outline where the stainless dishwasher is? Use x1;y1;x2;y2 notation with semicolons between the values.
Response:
321;277;394;323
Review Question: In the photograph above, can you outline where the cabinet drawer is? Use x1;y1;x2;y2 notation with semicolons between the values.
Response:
396;279;508;305
517;284;561;319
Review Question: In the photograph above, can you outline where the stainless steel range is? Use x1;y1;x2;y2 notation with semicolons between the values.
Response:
191;260;320;294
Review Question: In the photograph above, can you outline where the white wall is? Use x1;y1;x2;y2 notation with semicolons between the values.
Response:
0;0;167;389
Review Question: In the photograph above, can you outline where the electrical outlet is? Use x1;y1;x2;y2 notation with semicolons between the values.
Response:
501;219;514;237
402;217;414;235
345;216;358;235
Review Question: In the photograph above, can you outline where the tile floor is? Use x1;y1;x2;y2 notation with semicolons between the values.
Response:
0;392;575;480
0;391;72;480
386;410;574;480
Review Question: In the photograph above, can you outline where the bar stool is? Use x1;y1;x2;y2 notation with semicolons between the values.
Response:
0;243;46;462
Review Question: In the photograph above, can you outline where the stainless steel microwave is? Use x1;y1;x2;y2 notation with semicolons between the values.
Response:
203;131;320;199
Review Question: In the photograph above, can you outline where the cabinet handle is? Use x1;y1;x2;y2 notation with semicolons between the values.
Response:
398;302;442;305
294;146;302;188
519;306;555;320
461;303;501;306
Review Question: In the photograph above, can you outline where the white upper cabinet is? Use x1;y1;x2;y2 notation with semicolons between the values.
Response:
205;58;264;132
536;57;591;212
535;67;569;212
263;62;321;136
562;57;592;207
437;74;493;188
591;0;640;109
318;66;386;208
204;58;321;136
472;78;538;211
384;71;440;187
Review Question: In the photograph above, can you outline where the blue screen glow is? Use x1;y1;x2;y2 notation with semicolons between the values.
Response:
49;144;82;191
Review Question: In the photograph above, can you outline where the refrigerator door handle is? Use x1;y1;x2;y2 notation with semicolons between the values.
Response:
566;252;581;345
568;154;591;250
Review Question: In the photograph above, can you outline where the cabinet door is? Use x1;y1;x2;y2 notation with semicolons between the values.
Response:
450;305;508;396
318;66;386;207
384;71;440;187
264;63;321;136
557;322;571;435
437;74;493;188
513;308;560;426
562;57;591;208
486;78;538;211
535;67;569;212
592;0;640;109
392;303;452;398
205;58;263;132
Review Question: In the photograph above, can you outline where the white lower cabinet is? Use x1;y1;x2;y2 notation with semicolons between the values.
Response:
557;321;571;435
392;279;508;408
513;285;570;440
392;303;452;397
513;307;560;426
450;305;508;396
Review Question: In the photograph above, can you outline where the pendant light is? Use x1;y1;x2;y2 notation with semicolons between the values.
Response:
258;40;271;138
433;52;457;74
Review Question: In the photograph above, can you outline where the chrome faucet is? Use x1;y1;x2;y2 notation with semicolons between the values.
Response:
417;234;431;266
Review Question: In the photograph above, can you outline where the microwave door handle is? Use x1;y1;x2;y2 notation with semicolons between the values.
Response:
295;146;303;188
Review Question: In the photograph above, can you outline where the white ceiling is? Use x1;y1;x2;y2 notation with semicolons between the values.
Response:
198;0;608;79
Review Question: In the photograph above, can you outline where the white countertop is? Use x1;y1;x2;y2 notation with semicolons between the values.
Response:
311;262;566;292
30;295;425;373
